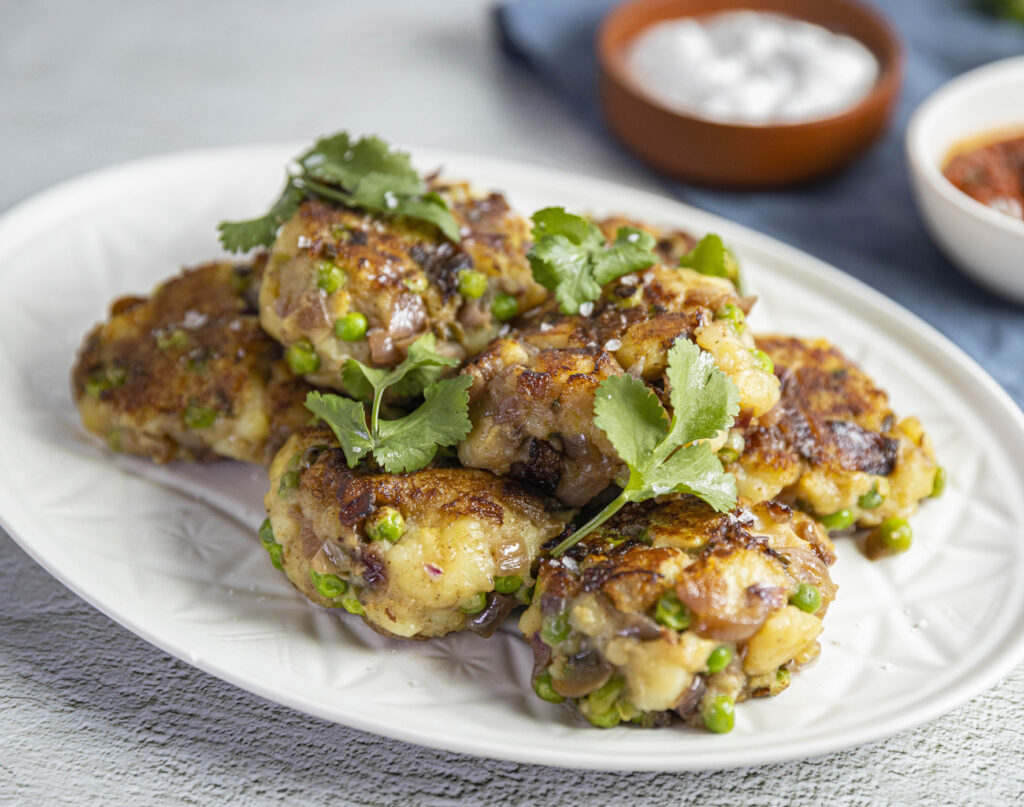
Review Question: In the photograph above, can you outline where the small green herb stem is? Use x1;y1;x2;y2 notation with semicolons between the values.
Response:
299;176;355;207
369;390;384;444
551;490;629;557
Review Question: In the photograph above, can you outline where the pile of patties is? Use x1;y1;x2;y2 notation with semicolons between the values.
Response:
72;134;942;734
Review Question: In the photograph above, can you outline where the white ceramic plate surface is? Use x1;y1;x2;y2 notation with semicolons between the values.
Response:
2;146;1023;771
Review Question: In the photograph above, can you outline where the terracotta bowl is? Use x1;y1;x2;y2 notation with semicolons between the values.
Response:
598;0;904;187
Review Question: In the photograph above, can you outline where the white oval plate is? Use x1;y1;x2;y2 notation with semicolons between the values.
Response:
2;146;1023;772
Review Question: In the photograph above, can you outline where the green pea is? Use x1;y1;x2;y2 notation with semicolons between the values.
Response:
460;592;488;614
258;519;284;570
84;375;108;398
405;275;429;294
654;590;691;631
534;671;565;704
183;403;217;430
278;470;301;496
286;339;320;375
258;518;276;550
716;447;739;464
819;508;855;532
310;569;348;599
316;259;346;293
267;543;284;571
366;506;405;543
85;366;128;397
701;694;735;734
334;311;368;342
515;585;535;606
749;349;774;375
930;466;946;498
586;707;622;728
776;667;791;687
866;517;913;559
341;597;364;615
715;303;746;330
587;676;624;715
457;269;487;298
157;329;189;350
789;583;822;614
493;575;522;595
540;609;571;646
706;645;733;674
491;293;519;322
858;485;884;510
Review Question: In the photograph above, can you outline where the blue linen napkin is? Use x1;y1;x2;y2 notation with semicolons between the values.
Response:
496;0;1024;404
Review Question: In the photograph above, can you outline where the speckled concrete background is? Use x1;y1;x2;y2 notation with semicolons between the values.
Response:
2;2;1022;804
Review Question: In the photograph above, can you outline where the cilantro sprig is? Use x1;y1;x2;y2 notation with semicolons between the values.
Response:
551;339;739;556
678;234;742;289
219;133;461;253
305;334;472;473
526;207;658;315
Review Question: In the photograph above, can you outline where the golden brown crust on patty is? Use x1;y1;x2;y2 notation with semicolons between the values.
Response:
265;427;566;639
458;263;781;507
72;256;311;465
728;336;939;527
458;338;626;507
520;497;835;727
517;264;778;416
259;182;547;392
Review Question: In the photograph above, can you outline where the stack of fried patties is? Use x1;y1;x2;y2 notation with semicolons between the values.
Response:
73;134;941;733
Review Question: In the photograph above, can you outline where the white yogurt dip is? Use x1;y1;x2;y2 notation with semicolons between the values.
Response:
627;11;880;125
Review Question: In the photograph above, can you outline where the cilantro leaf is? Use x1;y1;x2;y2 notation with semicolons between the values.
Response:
305;391;373;467
306;334;469;473
531;206;605;249
661;338;740;451
678;234;741;288
529;234;602;316
527;208;658;314
552;338;739;556
218;180;305;254
639;443;738;512
374;376;473;472
592;227;659;285
592;374;667;471
394;193;463;242
301;133;423;198
218;132;460;253
342;333;460;403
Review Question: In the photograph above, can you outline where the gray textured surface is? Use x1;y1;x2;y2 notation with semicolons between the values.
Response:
2;1;1022;804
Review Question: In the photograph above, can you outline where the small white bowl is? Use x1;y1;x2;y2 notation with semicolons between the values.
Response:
906;56;1024;304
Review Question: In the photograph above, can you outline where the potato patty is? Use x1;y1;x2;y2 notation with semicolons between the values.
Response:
72;256;311;465
458;263;779;507
459;340;625;507
517;264;779;416
727;336;940;528
264;427;567;639
520;497;836;729
258;182;547;393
